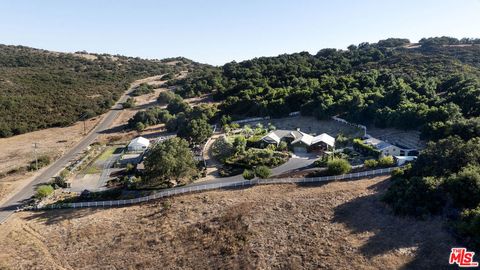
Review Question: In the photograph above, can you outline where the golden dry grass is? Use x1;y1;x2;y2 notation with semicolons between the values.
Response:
0;176;456;269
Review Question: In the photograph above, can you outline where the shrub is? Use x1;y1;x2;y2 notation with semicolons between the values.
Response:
35;185;54;199
135;122;145;132
444;165;480;209
157;91;179;104
353;138;381;158
277;141;288;151
456;206;480;249
327;159;351;175
364;159;379;168
378;156;395;167
123;97;135;108
314;156;329;167
254;166;271;179
28;155;51;171
382;176;445;216
242;169;255;180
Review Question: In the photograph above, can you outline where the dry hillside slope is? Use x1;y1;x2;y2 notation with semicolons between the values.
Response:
0;176;456;269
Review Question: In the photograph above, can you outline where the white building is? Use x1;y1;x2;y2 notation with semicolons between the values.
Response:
127;137;150;152
362;137;402;157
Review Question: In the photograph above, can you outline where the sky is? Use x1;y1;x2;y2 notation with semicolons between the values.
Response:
1;0;480;65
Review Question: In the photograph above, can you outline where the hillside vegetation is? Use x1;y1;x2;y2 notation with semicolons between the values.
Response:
170;37;480;138
0;45;198;137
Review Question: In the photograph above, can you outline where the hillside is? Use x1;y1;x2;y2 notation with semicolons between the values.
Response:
0;176;456;269
0;45;200;137
170;37;480;136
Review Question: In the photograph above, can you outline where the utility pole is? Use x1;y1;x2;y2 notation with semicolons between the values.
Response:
33;142;38;171
79;112;87;135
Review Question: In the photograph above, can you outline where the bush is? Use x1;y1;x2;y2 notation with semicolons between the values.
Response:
157;91;180;104
123;97;135;108
254;166;271;179
457;206;480;249
277;141;288;151
242;169;255;180
314;156;329;167
327;159;351;175
35;185;54;199
135;122;145;132
131;83;154;96
28;155;51;171
383;176;445;216
353;139;381;158
444;165;480;209
364;159;379;168
378;156;395;167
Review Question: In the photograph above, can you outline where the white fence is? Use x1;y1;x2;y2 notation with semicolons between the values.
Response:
41;167;397;210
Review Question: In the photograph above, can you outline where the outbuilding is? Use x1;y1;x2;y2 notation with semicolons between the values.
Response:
127;137;150;152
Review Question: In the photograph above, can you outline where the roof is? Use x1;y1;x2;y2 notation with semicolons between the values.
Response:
262;130;302;144
291;131;314;145
363;138;393;150
312;133;335;147
262;129;335;147
128;136;150;148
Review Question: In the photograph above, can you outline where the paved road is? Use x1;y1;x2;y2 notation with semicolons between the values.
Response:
188;153;318;188
0;82;139;224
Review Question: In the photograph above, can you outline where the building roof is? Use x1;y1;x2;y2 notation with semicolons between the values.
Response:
363;137;393;150
262;130;302;144
128;136;150;148
312;133;335;147
263;129;335;147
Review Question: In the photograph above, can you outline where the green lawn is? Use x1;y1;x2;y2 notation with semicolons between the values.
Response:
97;147;119;161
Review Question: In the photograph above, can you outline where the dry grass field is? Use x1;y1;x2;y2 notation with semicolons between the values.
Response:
0;176;456;269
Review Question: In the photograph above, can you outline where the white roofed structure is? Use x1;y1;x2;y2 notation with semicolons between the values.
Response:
127;137;150;152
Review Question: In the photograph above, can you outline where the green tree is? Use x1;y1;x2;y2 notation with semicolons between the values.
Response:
143;137;198;187
177;118;213;144
166;97;190;114
327;159;351;175
444;165;480;209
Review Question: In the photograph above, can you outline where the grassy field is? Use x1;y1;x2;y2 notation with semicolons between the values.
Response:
0;176;456;269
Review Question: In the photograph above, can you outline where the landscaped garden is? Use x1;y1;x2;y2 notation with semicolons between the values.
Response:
212;123;291;177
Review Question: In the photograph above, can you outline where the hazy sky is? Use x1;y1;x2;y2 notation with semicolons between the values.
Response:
1;0;479;65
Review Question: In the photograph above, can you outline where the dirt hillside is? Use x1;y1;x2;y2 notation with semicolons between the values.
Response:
0;176;456;269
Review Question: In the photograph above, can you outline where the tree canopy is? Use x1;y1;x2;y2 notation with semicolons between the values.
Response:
143;137;198;187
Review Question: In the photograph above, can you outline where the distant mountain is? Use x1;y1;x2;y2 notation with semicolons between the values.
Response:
0;44;199;137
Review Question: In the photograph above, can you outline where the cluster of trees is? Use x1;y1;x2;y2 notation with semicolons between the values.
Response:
0;45;198;137
128;92;217;145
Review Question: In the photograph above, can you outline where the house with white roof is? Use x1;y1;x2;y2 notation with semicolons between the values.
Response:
261;129;335;154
